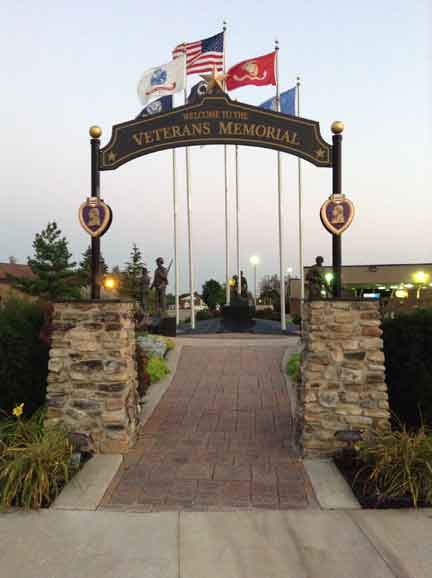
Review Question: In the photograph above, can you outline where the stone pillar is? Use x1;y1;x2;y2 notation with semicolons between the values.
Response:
46;301;139;453
301;300;390;457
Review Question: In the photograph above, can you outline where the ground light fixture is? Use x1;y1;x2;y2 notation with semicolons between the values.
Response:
103;276;117;290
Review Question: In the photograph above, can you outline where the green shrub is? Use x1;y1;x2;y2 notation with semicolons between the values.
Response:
291;313;301;326
146;356;170;384
286;353;301;382
382;309;432;429
355;425;432;507
0;407;76;509
163;337;175;351
196;309;211;321
0;298;49;416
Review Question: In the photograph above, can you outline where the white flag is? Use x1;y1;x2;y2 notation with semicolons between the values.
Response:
137;56;185;105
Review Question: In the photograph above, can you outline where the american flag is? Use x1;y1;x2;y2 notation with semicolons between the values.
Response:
173;32;224;75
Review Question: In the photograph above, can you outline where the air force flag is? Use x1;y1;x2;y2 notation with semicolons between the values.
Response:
136;96;173;119
260;86;296;115
137;56;185;105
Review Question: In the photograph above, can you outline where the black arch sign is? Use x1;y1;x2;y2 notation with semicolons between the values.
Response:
99;89;332;170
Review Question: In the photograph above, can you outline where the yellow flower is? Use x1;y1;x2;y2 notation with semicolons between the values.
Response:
12;403;24;417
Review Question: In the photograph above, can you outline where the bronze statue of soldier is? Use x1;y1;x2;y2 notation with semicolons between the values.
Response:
151;257;170;315
240;270;248;298
306;256;327;300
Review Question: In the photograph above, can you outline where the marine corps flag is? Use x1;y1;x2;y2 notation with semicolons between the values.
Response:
226;52;276;91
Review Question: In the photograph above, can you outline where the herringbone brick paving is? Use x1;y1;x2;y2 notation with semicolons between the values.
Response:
101;344;317;511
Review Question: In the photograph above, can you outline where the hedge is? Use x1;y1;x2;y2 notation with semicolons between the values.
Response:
383;308;432;429
0;298;49;416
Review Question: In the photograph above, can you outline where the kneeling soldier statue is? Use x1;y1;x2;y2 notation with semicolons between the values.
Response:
306;256;326;300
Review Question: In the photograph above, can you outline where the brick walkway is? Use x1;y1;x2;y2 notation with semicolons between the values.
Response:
101;343;317;511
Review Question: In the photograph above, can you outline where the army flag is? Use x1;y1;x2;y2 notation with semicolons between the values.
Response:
137;56;185;105
260;87;296;115
136;96;173;119
226;52;276;91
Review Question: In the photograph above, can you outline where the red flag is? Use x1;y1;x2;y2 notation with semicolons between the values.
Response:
226;52;276;91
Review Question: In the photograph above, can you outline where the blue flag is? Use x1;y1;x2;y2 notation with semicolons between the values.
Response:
259;87;296;115
136;95;173;119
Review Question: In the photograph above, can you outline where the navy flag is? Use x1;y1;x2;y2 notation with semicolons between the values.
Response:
136;95;173;118
260;87;296;115
187;81;208;104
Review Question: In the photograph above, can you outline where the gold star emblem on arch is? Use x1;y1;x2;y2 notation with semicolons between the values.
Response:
201;66;226;94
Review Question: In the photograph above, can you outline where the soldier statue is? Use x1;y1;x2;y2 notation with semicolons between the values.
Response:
151;257;170;315
306;256;327;300
240;270;248;298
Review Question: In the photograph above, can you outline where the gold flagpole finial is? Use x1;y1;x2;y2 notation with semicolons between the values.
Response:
331;121;345;134
89;126;102;138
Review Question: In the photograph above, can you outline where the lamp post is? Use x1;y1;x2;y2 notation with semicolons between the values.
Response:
413;271;429;300
250;256;260;306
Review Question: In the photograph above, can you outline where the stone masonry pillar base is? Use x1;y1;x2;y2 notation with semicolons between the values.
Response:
46;301;139;453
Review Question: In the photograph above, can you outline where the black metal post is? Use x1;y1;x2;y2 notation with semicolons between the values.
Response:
90;132;101;299
332;131;343;297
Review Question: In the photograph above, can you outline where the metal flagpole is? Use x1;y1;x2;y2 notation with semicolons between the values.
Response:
172;146;179;326
275;40;286;331
183;50;196;330
223;20;230;305
235;143;240;295
296;76;305;319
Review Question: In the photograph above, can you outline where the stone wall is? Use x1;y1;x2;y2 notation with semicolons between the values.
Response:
301;300;390;457
46;301;139;453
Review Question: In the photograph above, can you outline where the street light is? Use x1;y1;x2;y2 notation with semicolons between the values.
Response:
250;256;260;305
413;271;429;299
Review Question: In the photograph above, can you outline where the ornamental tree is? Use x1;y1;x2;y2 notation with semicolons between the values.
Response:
12;222;80;300
77;244;108;286
202;278;225;311
120;243;145;301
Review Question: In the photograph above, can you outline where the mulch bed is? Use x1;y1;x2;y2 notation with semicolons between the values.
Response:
334;450;431;509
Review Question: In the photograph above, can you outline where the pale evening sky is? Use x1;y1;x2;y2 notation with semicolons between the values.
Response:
1;0;431;292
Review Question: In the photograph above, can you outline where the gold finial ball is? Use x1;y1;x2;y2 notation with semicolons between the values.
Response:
89;125;102;138
331;121;344;134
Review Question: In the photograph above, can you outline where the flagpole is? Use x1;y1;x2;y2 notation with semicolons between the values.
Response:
275;40;286;332
183;51;195;330
172;146;179;326
296;75;304;321
235;143;240;296
223;20;230;305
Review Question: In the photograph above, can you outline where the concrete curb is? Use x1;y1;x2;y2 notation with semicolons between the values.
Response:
52;455;123;511
304;459;361;509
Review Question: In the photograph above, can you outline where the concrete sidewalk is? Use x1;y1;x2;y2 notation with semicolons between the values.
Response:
0;508;430;578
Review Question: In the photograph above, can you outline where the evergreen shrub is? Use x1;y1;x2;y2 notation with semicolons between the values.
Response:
383;309;432;429
0;299;49;416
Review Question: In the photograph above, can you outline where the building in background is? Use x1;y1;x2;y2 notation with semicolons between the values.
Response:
0;259;35;303
288;263;432;315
